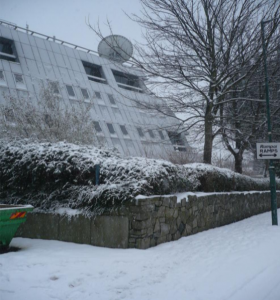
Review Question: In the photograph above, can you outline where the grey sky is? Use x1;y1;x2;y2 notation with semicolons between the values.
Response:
0;0;144;52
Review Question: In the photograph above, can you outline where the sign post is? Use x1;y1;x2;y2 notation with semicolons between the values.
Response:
256;142;279;226
260;20;279;226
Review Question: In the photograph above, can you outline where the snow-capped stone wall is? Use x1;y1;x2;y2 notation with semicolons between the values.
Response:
127;192;280;249
17;191;280;249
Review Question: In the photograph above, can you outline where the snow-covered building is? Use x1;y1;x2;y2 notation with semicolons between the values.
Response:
0;20;188;158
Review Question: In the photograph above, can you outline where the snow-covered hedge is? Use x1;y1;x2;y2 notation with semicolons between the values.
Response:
0;139;273;215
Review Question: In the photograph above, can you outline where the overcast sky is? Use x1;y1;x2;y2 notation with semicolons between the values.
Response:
0;0;144;52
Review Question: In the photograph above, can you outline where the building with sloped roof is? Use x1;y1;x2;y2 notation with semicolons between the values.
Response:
0;20;188;158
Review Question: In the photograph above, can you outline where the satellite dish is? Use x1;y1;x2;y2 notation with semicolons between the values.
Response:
98;35;133;63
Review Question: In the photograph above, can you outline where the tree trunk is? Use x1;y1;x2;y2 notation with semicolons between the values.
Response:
234;154;243;174
203;104;213;164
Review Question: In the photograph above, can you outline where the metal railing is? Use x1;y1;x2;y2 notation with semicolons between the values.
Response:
0;19;99;55
117;82;143;93
0;19;136;68
87;74;107;82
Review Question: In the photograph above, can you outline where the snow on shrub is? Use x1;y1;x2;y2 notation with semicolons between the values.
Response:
0;139;273;215
183;163;272;192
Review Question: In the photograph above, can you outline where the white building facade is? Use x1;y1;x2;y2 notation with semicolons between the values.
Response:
0;20;187;158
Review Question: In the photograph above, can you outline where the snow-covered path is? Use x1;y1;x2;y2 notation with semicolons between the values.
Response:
1;210;280;300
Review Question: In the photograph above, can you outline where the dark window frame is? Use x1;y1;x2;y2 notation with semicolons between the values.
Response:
81;88;90;100
112;69;143;93
3;108;15;123
0;70;6;82
107;123;116;134
48;81;60;95
93;121;103;133
120;125;129;136
13;73;25;85
137;127;144;138
168;131;185;146
158;130;165;140
66;85;76;98
44;114;53;127
148;129;155;139
0;37;18;62
82;61;106;84
108;94;116;105
95;91;102;99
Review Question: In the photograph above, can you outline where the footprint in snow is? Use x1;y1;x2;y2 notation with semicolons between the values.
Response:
69;278;83;288
50;276;59;281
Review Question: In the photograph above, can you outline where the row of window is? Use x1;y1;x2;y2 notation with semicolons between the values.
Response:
1;70;166;136
0;36;143;93
93;120;166;141
0;70;25;87
2;104;166;142
1;69;167;141
82;60;143;93
1;72;171;142
50;82;118;104
48;80;116;103
3;106;185;153
0;69;118;104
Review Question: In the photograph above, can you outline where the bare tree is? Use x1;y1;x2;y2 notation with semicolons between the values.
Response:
90;0;280;165
220;44;280;173
0;82;98;145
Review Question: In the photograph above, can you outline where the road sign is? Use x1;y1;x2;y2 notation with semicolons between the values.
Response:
256;143;280;159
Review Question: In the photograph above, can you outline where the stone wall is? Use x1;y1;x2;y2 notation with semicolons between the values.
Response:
16;214;129;248
127;192;280;249
17;191;280;249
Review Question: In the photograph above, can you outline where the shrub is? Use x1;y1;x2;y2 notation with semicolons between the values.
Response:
0;139;274;215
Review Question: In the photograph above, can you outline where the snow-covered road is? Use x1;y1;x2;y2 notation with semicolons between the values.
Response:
1;210;280;300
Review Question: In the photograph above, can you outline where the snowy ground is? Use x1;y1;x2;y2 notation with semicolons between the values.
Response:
1;210;280;300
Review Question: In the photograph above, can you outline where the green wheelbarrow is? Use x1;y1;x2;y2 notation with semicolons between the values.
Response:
0;204;33;251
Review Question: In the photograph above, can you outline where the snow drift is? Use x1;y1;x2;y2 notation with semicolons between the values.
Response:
0;139;273;214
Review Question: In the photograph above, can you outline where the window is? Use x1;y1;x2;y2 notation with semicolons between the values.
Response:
81;88;89;100
168;131;185;145
0;70;5;83
174;146;187;152
3;108;15;122
95;91;101;99
93;121;102;133
13;73;26;89
148;129;155;139
14;73;24;84
158;130;165;140
120;125;128;136
44;114;53;127
112;69;142;92
82;61;106;83
49;81;60;95
108;94;116;105
66;85;76;98
112;70;140;87
168;131;186;152
107;123;116;134
0;37;17;62
137;127;144;138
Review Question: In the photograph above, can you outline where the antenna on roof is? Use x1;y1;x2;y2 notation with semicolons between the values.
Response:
98;35;133;64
